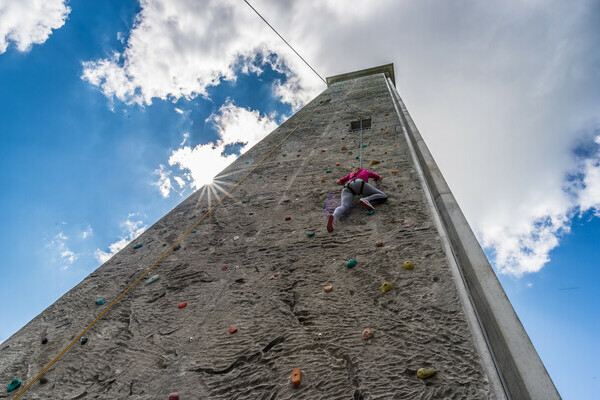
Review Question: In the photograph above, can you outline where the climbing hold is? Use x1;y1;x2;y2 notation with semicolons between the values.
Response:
397;218;405;223
324;285;333;292
145;274;159;286
6;378;21;392
320;178;326;183
291;368;302;387
348;151;353;155
178;302;188;309
381;282;393;294
393;144;397;147
168;393;180;400
346;259;357;268
80;337;88;345
285;216;291;221
249;212;254;215
391;170;398;174
39;377;48;385
258;175;262;179
370;160;380;165
376;241;383;247
222;265;228;271
384;131;389;135
245;161;249;164
403;260;415;270
95;298;106;306
233;236;240;241
336;162;340;166
298;149;302;152
91;285;98;289
41;338;48;345
173;244;181;251
366;210;375;215
242;198;249;203
133;243;142;249
273;273;279;278
355;156;359;159
306;232;315;237
385;113;389;116
371;148;375;152
362;328;374;341
362;144;368;148
162;243;167;246
326;170;332;173
229;326;238;334
341;146;347;150
384;152;387;155
191;230;197;233
397;184;403;187
321;149;326;152
417;368;437;379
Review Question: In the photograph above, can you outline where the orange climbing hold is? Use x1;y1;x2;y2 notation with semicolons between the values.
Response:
341;146;347;150
362;328;374;340
391;170;398;174
376;241;383;247
229;326;238;334
336;162;340;166
324;285;333;292
291;368;302;387
178;302;187;309
321;178;326;183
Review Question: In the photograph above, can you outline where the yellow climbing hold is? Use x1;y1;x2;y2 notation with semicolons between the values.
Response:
417;368;437;379
320;178;326;183
370;160;380;166
403;260;415;270
381;282;393;294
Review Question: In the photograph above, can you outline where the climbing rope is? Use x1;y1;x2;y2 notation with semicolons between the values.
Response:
12;98;330;399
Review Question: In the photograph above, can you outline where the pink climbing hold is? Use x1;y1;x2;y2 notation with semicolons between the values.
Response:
222;265;228;271
285;216;291;221
168;393;180;400
274;273;279;278
298;149;302;152
178;302;188;309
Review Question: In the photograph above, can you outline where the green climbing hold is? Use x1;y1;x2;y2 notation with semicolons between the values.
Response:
355;156;359;159
145;274;159;286
362;144;368;148
245;161;249;164
95;298;106;306
326;170;332;173
366;210;375;215
346;259;357;268
242;198;249;203
7;378;21;392
133;243;142;249
258;175;262;179
191;230;197;233
306;232;315;237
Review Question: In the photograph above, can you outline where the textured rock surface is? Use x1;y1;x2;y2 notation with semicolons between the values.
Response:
0;74;493;399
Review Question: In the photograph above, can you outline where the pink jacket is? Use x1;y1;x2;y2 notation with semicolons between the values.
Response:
339;168;381;184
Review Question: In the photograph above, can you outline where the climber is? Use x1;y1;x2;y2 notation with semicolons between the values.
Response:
327;167;387;232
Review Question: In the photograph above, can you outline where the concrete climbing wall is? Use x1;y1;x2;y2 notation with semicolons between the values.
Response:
0;73;495;399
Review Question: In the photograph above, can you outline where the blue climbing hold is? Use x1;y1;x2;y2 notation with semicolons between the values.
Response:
145;274;159;286
346;259;358;268
133;243;142;249
95;298;106;306
191;230;197;233
326;170;332;173
362;144;368;148
7;378;21;392
355;156;359;159
306;232;315;237
173;244;181;251
366;210;375;215
258;175;263;179
80;337;88;345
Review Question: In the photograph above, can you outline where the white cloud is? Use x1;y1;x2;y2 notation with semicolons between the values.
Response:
60;250;76;264
0;0;70;54
46;231;77;271
174;107;184;114
94;216;147;264
82;225;93;239
153;164;173;198
82;0;600;277
158;100;277;195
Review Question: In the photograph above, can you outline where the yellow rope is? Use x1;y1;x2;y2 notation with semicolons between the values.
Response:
13;98;329;399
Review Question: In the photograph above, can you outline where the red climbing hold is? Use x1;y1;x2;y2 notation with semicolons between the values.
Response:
249;212;254;215
285;216;291;221
222;265;228;271
168;393;180;400
178;302;188;309
274;273;279;278
298;149;302;152
229;326;238;334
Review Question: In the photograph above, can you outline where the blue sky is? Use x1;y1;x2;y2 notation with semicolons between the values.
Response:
1;0;599;398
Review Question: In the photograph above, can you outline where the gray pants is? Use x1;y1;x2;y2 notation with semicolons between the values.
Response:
333;179;387;220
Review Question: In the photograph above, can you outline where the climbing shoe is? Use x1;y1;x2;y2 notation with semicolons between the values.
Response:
359;198;374;211
327;214;335;232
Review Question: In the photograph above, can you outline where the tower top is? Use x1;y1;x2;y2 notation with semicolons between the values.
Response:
326;63;395;87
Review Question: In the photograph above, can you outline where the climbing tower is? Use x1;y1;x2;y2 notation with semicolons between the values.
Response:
0;64;560;399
